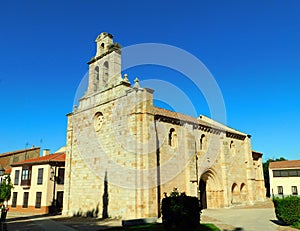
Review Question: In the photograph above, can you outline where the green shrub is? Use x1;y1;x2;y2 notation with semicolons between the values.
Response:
161;188;201;231
273;196;300;226
292;221;300;229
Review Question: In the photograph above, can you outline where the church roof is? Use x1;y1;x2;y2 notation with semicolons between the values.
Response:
153;107;248;140
269;160;300;169
154;107;208;126
252;151;263;160
11;153;65;166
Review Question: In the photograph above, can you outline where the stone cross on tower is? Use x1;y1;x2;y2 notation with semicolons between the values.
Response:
87;32;122;94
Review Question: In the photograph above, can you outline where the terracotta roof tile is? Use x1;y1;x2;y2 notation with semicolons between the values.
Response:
269;160;300;169
11;153;65;166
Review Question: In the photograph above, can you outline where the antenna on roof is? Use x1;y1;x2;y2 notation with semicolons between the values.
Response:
25;142;29;160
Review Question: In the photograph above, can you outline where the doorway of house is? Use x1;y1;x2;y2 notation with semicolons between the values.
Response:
56;191;64;212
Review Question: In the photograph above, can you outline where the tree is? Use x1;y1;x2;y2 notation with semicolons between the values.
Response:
0;175;13;203
263;157;286;197
162;188;201;231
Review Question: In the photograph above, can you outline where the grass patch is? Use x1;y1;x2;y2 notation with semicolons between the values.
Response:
199;223;221;231
107;223;220;231
292;221;300;229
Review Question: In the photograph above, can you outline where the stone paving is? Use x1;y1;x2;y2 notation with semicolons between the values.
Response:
3;200;299;231
201;200;299;231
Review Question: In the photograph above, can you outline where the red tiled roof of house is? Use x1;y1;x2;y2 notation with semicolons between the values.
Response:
4;168;11;174
0;159;10;171
269;160;300;169
11;153;65;166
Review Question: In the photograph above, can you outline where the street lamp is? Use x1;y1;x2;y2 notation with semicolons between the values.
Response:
50;166;57;213
50;167;55;181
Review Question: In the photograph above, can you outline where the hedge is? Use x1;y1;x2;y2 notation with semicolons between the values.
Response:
273;196;300;226
161;189;201;231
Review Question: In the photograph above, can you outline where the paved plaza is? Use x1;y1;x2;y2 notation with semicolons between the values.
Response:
201;201;298;231
3;201;299;231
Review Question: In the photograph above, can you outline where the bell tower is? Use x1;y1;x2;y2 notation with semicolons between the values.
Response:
87;32;122;94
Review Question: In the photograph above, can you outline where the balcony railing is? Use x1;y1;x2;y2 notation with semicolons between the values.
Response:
21;179;31;186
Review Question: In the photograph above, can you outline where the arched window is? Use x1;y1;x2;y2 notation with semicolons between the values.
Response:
200;134;206;150
101;43;105;48
240;183;247;193
94;112;104;132
168;128;177;148
103;61;109;85
94;66;99;92
232;183;238;193
230;140;236;156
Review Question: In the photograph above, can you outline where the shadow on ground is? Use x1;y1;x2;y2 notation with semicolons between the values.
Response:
5;214;247;231
6;212;59;223
6;213;292;231
5;213;120;231
51;216;121;231
270;219;289;226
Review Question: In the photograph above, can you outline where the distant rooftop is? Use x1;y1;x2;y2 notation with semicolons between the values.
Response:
269;160;300;169
0;146;40;157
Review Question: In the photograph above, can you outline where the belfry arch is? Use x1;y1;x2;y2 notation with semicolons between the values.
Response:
199;168;224;209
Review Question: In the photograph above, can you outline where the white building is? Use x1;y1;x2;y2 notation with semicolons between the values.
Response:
9;151;65;214
269;160;300;198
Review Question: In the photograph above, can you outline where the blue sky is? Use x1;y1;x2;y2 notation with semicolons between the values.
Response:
0;0;299;161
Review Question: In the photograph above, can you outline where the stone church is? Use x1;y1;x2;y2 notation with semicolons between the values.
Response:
63;32;265;219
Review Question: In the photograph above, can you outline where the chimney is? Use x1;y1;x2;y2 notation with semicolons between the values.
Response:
43;149;50;156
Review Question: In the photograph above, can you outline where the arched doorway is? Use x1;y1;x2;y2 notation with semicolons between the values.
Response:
240;183;247;202
199;168;223;209
231;183;240;204
199;179;207;209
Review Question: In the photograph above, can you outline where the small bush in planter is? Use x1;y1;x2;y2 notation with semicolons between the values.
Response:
273;196;300;226
161;188;201;231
